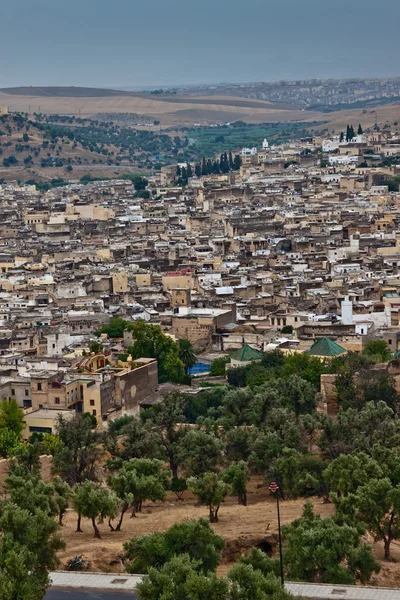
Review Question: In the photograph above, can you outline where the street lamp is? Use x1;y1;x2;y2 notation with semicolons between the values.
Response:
269;481;284;586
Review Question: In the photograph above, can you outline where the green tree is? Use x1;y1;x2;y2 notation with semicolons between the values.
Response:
0;502;65;600
73;481;118;538
0;399;24;436
89;340;103;353
210;356;230;376
283;502;379;584
136;554;228;600
125;321;185;383
278;375;317;416
362;339;392;362
104;416;161;461
108;458;169;527
357;370;399;410
188;472;230;522
149;391;189;477
5;471;58;518
181;429;223;476
52;414;101;485
323;452;383;497
222;461;250;506
280;353;328;389
229;562;294;600
52;476;72;526
233;154;242;170
124;518;224;574
178;338;197;373
227;365;247;387
98;317;128;338
132;175;148;191
0;429;21;458
335;478;400;560
224;427;254;462
170;476;188;500
237;547;280;578
358;124;363;135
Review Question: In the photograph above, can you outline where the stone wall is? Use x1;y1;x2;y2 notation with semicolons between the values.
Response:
320;374;339;416
114;361;158;413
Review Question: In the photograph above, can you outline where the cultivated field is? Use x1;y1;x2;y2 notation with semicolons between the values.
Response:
0;88;320;126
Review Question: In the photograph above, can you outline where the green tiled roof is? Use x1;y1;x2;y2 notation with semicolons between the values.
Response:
230;344;263;362
307;337;346;357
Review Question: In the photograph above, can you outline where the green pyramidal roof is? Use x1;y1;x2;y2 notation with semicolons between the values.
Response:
307;337;346;357
230;344;263;362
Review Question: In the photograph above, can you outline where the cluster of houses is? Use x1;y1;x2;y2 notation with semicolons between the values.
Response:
1;125;400;436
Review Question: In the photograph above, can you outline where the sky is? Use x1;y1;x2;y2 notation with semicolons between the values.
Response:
1;0;400;89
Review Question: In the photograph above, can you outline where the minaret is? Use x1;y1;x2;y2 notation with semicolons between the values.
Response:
341;296;353;325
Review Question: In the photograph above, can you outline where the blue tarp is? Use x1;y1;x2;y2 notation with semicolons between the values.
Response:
188;362;211;375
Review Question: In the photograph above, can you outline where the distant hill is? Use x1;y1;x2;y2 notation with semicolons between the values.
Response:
0;86;308;126
0;111;175;184
0;86;136;98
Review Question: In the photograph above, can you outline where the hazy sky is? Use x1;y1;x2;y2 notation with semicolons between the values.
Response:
1;0;400;89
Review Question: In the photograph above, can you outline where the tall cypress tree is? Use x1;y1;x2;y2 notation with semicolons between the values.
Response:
187;163;193;178
201;157;207;176
358;124;363;135
233;154;242;170
228;151;234;170
195;163;201;177
180;166;187;186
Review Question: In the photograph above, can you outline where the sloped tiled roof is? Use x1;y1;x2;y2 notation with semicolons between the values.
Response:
307;337;346;357
230;344;263;362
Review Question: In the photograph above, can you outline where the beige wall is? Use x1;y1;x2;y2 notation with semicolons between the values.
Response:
134;273;152;287
162;275;194;292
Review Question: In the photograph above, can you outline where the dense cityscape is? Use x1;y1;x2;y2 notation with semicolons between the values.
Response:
2;0;400;598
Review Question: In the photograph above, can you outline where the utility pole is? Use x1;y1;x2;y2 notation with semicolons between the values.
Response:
269;481;284;586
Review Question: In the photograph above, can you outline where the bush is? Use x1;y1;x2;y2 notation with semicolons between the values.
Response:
210;356;230;376
124;518;224;574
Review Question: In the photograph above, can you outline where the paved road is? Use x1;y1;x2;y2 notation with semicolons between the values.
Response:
46;590;136;599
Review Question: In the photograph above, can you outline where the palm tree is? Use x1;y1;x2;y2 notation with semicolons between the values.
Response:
178;339;197;374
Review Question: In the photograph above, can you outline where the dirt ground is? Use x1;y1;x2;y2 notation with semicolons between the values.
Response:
57;477;400;586
59;478;335;575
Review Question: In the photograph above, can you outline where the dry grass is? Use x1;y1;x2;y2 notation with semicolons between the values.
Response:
0;91;320;126
2;89;399;132
56;476;400;586
58;479;334;574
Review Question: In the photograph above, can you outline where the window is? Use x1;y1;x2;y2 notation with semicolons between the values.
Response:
90;399;95;406
37;383;42;391
92;410;97;417
11;389;15;396
25;389;29;396
38;404;43;409
29;426;52;434
23;400;32;409
52;344;55;349
55;397;60;405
